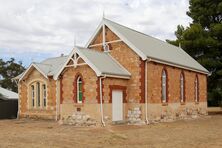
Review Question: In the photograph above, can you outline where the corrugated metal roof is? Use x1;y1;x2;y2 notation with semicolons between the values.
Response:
102;18;209;74
76;46;131;77
17;56;68;81
40;56;68;76
0;87;18;100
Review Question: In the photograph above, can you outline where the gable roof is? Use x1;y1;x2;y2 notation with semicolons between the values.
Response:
0;87;18;100
86;18;209;75
77;46;131;77
54;46;131;79
19;56;68;81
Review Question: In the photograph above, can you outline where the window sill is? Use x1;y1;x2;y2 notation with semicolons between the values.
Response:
29;108;47;111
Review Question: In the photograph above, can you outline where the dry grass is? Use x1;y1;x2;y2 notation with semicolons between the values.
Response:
0;115;221;148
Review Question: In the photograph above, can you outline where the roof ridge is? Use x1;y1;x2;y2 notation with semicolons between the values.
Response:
104;18;180;49
41;55;68;61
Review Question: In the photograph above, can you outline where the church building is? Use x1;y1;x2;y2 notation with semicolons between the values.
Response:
15;18;209;125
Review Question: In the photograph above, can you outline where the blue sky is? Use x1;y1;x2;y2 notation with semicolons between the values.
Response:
0;0;191;67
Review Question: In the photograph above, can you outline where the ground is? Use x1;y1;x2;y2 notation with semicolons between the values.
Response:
0;115;221;148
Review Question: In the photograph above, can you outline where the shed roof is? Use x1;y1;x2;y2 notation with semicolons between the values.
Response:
0;87;18;100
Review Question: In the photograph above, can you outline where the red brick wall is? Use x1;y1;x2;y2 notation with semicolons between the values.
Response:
19;68;57;119
89;27;143;103
61;65;98;104
147;61;207;104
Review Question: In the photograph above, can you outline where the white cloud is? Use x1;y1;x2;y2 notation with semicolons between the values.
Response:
0;0;191;65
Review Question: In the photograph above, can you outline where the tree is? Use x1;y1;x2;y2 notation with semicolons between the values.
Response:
167;0;222;106
0;58;25;92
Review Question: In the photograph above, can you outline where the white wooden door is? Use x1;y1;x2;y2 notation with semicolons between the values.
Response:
112;90;123;121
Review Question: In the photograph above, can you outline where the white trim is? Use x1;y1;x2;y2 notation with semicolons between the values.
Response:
54;47;103;80
85;20;104;48
65;63;87;68
77;76;83;104
145;60;149;124
100;76;106;126
105;22;147;60
103;74;130;79
85;19;209;73
75;48;102;76
89;39;122;48
149;58;209;75
54;48;77;80
85;19;147;60
102;24;105;47
19;63;48;81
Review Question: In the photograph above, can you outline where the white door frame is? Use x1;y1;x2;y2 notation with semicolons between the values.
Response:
112;90;123;122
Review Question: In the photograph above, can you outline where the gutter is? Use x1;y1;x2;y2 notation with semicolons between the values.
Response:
99;75;106;126
148;57;210;75
102;74;130;79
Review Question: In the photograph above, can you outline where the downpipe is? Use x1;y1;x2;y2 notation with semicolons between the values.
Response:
145;58;151;124
100;75;106;127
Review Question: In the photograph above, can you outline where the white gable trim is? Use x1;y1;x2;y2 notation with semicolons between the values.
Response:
19;63;48;81
85;20;104;48
53;49;76;80
54;47;102;80
76;48;102;76
85;19;209;74
85;19;147;60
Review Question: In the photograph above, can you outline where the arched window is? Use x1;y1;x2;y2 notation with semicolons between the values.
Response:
195;75;199;102
162;69;167;103
42;84;47;107
31;85;35;107
36;82;40;107
77;76;83;103
180;72;185;102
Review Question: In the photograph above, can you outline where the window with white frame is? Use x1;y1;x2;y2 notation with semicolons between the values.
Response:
30;82;47;109
162;70;167;103
31;85;35;107
36;82;41;107
180;73;185;102
42;84;47;107
77;76;83;103
195;76;199;102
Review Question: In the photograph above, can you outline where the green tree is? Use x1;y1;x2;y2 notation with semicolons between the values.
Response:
0;58;25;92
167;0;222;106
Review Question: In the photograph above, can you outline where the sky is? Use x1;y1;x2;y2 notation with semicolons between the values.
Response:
0;0;192;67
